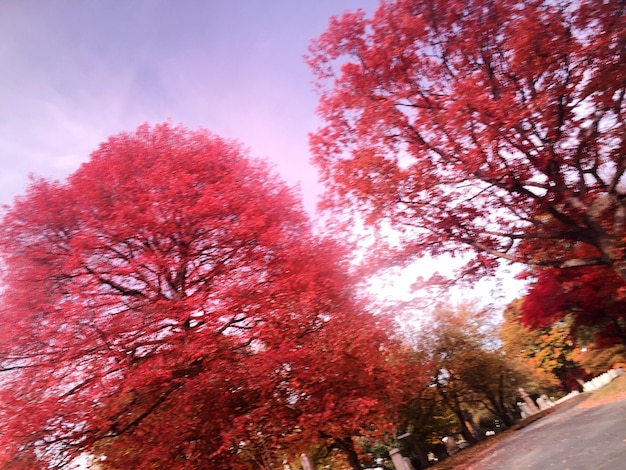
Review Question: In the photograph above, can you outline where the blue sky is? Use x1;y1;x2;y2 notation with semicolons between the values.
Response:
0;0;378;213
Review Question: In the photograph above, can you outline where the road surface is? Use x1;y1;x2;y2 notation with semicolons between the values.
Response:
467;395;626;470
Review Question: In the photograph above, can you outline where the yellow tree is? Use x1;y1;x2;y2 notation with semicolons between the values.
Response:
413;304;528;436
502;299;585;391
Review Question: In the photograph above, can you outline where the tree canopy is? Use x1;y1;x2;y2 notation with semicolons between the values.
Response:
521;262;626;347
308;0;626;282
411;305;528;436
503;299;585;391
0;124;397;469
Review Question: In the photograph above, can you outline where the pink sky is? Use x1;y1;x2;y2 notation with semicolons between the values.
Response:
0;0;378;214
0;1;526;306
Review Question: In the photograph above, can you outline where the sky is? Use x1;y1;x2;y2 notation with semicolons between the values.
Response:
0;0;379;215
0;0;526;308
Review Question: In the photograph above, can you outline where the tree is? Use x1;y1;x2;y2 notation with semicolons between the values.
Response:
308;0;626;283
398;381;458;456
0;124;395;469
521;261;626;347
502;300;584;391
225;304;408;470
412;305;526;439
574;343;626;377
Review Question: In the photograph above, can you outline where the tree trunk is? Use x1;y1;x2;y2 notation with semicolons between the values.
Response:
334;436;362;470
437;385;478;445
485;391;515;427
454;409;477;444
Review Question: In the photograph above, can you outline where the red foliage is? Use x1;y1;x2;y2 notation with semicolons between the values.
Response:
0;124;404;468
308;0;626;282
521;262;626;347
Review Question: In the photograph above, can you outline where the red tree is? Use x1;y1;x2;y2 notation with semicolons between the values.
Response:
0;124;399;468
308;0;626;282
521;262;626;347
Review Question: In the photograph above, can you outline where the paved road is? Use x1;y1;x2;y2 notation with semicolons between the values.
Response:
467;396;626;470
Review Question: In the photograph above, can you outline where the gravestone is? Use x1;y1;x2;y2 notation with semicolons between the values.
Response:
536;394;555;410
443;436;459;456
397;432;429;469
517;401;530;419
300;454;313;470
518;387;540;415
389;448;414;470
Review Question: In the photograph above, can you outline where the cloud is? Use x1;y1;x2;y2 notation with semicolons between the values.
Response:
0;0;379;214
